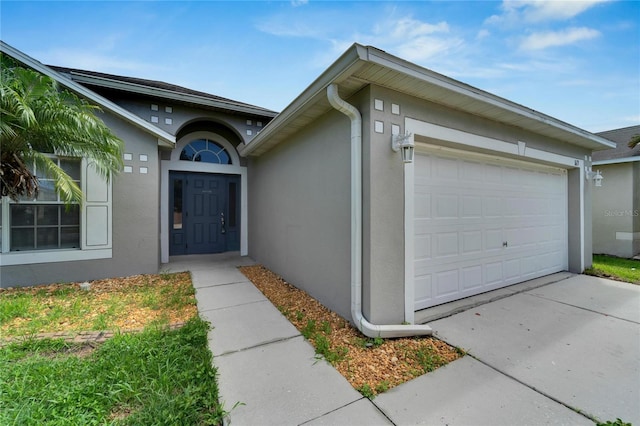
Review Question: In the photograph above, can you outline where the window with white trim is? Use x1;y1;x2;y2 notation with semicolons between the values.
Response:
7;157;81;251
0;156;112;265
180;139;232;164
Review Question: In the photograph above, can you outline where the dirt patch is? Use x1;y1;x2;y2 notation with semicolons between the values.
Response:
239;265;463;396
108;404;139;422
40;342;99;359
1;272;197;336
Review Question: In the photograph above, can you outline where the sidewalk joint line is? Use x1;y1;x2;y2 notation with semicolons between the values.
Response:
524;292;640;325
215;334;302;358
198;298;268;313
297;397;392;426
463;351;599;423
193;280;252;290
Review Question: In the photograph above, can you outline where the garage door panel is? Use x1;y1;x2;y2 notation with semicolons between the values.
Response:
462;231;482;253
462;196;483;217
461;265;483;290
415;234;431;259
485;164;502;183
415;275;432;301
460;160;484;181
504;259;521;279
414;150;568;311
485;261;503;285
485;229;504;250
435;270;459;298
415;193;431;218
483;197;503;217
522;255;541;275
435;194;458;218
435;232;459;257
434;157;459;179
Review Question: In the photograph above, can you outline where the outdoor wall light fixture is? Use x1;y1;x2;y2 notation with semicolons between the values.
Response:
392;132;415;163
585;166;604;187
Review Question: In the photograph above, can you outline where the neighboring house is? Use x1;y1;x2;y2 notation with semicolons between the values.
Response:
0;42;615;334
592;125;640;258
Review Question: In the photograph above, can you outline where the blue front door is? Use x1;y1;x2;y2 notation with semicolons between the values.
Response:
169;172;240;255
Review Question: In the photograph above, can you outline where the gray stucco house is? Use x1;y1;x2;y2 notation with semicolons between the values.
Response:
0;42;615;336
592;125;640;258
0;41;276;285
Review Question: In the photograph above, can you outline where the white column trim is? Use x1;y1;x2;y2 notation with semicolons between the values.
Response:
403;159;415;324
579;158;586;272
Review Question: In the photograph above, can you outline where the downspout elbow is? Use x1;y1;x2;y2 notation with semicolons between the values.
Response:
327;83;432;339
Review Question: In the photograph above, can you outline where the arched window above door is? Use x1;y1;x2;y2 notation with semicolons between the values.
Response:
180;139;232;164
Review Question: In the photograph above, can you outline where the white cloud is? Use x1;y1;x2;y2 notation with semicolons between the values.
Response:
258;12;463;69
255;18;325;38
387;18;449;39
487;0;610;25
394;36;464;63
290;0;308;7
520;27;600;50
365;16;461;63
476;29;490;40
521;0;609;22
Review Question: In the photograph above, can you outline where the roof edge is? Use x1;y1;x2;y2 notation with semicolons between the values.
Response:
593;156;640;166
1;41;176;147
239;43;367;157
242;43;614;157
64;69;278;118
361;46;615;150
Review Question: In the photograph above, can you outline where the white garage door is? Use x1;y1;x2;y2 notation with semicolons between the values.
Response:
414;149;568;310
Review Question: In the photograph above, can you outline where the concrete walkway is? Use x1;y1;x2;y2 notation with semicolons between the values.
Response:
165;253;640;425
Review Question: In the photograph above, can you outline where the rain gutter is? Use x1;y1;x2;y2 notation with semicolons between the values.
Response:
327;83;432;338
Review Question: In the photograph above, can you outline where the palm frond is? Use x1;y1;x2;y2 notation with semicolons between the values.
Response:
31;153;83;205
1;61;124;204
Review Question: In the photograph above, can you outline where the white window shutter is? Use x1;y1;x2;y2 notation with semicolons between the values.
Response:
83;161;112;249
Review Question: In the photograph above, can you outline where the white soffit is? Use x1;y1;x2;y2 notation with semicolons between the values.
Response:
242;43;614;157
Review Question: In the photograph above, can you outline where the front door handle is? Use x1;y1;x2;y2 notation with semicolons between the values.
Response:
220;212;226;234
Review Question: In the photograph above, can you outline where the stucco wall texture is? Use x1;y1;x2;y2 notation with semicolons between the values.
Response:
1;112;161;287
247;83;596;325
248;106;353;321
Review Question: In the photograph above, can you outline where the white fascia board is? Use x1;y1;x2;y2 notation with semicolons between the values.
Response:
243;43;613;157
240;44;368;157
363;46;615;151
68;71;277;118
1;41;175;148
593;156;640;165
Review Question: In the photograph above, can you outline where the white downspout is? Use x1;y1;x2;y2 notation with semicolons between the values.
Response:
327;84;432;338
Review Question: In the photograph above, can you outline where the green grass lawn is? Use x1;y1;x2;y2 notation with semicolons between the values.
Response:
0;273;225;425
0;317;225;425
586;255;640;284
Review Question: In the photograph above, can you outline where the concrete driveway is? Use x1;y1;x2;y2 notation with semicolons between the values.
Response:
376;274;640;425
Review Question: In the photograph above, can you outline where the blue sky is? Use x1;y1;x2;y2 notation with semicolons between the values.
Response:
2;0;638;133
